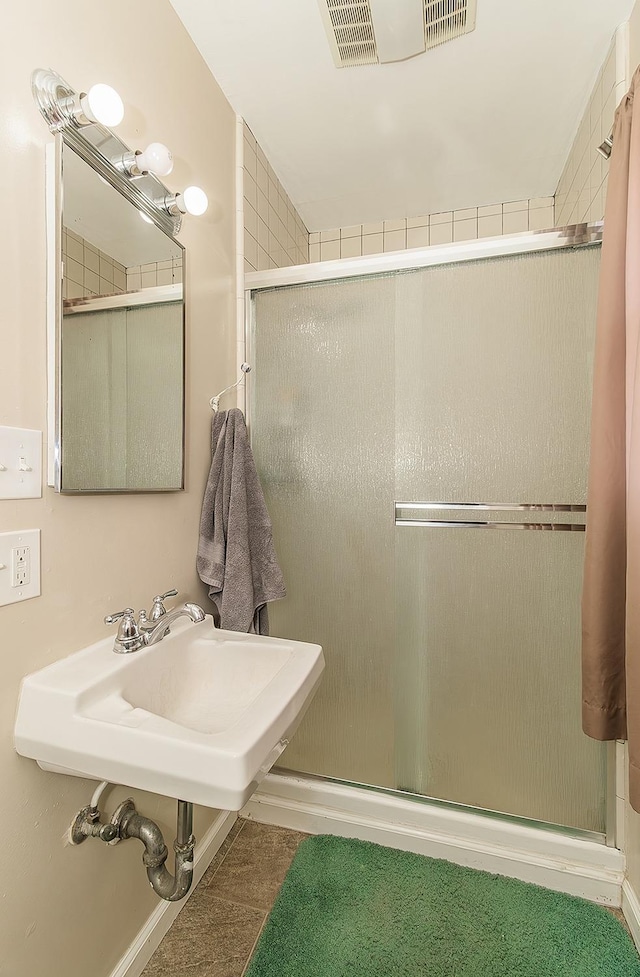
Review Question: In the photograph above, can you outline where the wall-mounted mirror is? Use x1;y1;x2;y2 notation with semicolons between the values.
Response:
50;139;185;493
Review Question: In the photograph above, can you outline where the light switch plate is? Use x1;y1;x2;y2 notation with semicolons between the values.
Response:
0;530;41;606
0;427;42;500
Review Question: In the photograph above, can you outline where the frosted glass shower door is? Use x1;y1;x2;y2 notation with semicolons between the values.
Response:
251;276;397;788
392;248;606;831
251;243;607;833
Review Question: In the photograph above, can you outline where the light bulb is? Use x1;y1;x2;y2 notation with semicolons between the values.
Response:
180;186;208;216
81;84;124;127
136;142;173;177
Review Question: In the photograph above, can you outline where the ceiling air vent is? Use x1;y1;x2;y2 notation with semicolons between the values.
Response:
318;0;476;67
424;0;477;51
319;1;378;68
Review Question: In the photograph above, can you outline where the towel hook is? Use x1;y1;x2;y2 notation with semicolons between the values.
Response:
210;363;252;412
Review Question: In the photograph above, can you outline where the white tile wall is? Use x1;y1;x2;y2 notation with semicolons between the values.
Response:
555;36;626;227
126;259;182;291
308;198;555;261
62;228;126;300
63;228;181;298
243;124;309;272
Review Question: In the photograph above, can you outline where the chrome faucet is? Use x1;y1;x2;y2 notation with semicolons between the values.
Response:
145;603;205;646
141;589;178;628
105;594;205;654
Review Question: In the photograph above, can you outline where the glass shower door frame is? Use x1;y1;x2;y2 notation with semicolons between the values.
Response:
245;222;603;291
245;221;618;849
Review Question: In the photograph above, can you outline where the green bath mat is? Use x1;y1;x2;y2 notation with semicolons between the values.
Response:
245;835;640;977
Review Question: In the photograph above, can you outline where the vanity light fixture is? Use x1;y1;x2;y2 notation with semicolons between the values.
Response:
113;142;174;178
79;84;125;127
178;186;208;216
158;186;209;218
32;68;208;235
31;69;125;132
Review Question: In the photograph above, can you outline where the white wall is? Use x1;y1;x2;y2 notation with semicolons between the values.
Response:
0;2;236;974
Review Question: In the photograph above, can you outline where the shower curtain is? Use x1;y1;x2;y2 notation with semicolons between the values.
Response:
582;66;640;813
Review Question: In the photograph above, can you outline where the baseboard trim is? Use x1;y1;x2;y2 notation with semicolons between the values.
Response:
241;773;624;906
623;879;640;952
108;809;236;977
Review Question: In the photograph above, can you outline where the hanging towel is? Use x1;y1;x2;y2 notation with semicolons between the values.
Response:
197;408;285;634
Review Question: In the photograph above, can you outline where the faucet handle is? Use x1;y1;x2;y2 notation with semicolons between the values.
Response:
149;589;178;622
104;608;144;654
154;588;178;603
104;608;136;626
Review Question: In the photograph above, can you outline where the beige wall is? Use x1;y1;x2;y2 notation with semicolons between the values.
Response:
625;739;640;896
627;789;640;903
626;0;640;908
1;2;236;975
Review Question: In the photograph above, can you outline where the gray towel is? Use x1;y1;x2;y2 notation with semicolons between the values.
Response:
197;408;285;634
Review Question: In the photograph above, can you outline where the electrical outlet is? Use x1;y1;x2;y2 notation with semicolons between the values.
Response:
0;530;40;606
11;546;30;588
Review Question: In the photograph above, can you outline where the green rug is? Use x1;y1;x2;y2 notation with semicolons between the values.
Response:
245;835;640;977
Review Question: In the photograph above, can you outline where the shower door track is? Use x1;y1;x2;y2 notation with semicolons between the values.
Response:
272;766;607;845
244;219;617;851
245;221;603;293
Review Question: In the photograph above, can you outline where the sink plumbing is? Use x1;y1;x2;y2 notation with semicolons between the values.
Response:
70;781;196;902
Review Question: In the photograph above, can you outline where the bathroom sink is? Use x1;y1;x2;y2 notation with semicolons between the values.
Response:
14;616;324;810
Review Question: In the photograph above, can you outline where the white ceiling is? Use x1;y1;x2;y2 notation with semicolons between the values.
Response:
170;0;634;231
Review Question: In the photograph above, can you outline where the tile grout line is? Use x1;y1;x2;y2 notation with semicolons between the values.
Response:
205;889;282;916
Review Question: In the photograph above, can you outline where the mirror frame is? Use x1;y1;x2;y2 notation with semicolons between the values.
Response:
45;134;186;493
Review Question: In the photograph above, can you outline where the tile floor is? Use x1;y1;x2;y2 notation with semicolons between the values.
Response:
141;818;307;977
142;817;632;976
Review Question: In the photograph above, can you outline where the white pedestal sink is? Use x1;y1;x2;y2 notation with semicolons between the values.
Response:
15;616;324;810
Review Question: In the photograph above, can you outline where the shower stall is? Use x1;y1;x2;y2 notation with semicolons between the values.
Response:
246;225;610;843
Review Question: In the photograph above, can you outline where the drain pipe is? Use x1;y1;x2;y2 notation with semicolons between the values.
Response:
115;798;195;901
70;793;196;902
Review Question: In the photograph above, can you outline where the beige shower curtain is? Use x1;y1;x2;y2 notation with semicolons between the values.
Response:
582;66;640;813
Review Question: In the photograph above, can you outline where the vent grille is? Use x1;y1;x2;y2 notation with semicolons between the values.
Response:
323;1;378;67
318;0;476;67
424;0;476;50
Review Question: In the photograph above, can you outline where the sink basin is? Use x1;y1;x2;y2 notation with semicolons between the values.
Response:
14;616;324;810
